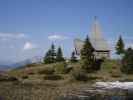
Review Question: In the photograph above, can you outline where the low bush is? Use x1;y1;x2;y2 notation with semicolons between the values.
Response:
27;71;34;75
8;77;18;81
112;66;117;69
54;62;71;74
71;70;88;81
121;48;133;74
87;75;98;80
81;59;103;73
93;59;103;71
38;67;55;75
110;70;121;78
121;64;133;74
65;65;73;73
0;75;18;82
81;59;93;73
44;74;62;80
22;75;28;79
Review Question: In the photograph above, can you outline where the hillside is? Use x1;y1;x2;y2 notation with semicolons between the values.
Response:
7;60;133;82
0;60;133;100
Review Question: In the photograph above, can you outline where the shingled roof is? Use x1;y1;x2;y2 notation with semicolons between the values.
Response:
74;17;110;55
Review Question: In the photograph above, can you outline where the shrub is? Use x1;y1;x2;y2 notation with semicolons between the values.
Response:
112;66;117;69
71;70;88;81
22;75;28;79
0;75;18;82
44;74;62;80
87;75;98;80
121;64;133;74
81;59;103;73
7;76;18;81
38;67;55;75
27;71;34;75
121;48;133;74
92;59;103;71
66;65;73;72
81;59;94;73
54;62;70;74
110;70;121;78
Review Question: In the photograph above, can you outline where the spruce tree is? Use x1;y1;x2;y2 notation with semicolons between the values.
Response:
56;47;65;62
80;36;95;72
70;51;78;63
44;49;52;64
51;43;56;63
115;35;125;55
121;48;133;74
44;43;56;64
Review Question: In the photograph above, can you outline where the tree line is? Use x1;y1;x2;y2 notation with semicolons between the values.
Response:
43;44;78;64
115;35;133;74
43;35;133;74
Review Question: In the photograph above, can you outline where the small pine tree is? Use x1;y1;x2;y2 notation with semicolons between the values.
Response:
80;36;94;60
80;36;95;72
56;47;65;62
44;43;56;64
51;43;56;63
115;35;125;55
121;48;133;74
70;51;78;63
44;49;52;64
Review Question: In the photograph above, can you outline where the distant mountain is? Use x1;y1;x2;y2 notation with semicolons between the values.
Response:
0;64;12;71
0;56;44;71
0;60;14;71
12;56;44;68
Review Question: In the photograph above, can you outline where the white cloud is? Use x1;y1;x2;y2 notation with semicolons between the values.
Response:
48;35;69;40
0;32;26;40
23;42;36;50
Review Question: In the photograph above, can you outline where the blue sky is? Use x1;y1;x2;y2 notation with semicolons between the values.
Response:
0;0;133;62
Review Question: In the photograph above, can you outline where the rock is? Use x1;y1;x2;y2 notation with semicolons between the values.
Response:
57;87;133;100
95;82;133;90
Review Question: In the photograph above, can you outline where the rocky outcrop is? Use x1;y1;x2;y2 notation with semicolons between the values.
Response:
95;82;133;90
57;87;133;100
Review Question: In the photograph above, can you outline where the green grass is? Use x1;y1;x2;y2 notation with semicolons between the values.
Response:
101;59;120;71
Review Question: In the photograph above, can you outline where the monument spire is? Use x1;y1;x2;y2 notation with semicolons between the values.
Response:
74;17;110;58
91;16;103;39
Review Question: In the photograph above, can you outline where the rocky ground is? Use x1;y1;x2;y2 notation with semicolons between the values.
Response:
58;87;133;100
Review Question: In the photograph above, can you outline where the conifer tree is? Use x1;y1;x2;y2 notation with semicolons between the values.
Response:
51;43;56;63
44;49;52;64
121;47;133;74
81;36;94;60
44;43;56;64
80;36;95;72
115;35;125;55
70;51;78;63
56;47;65;62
